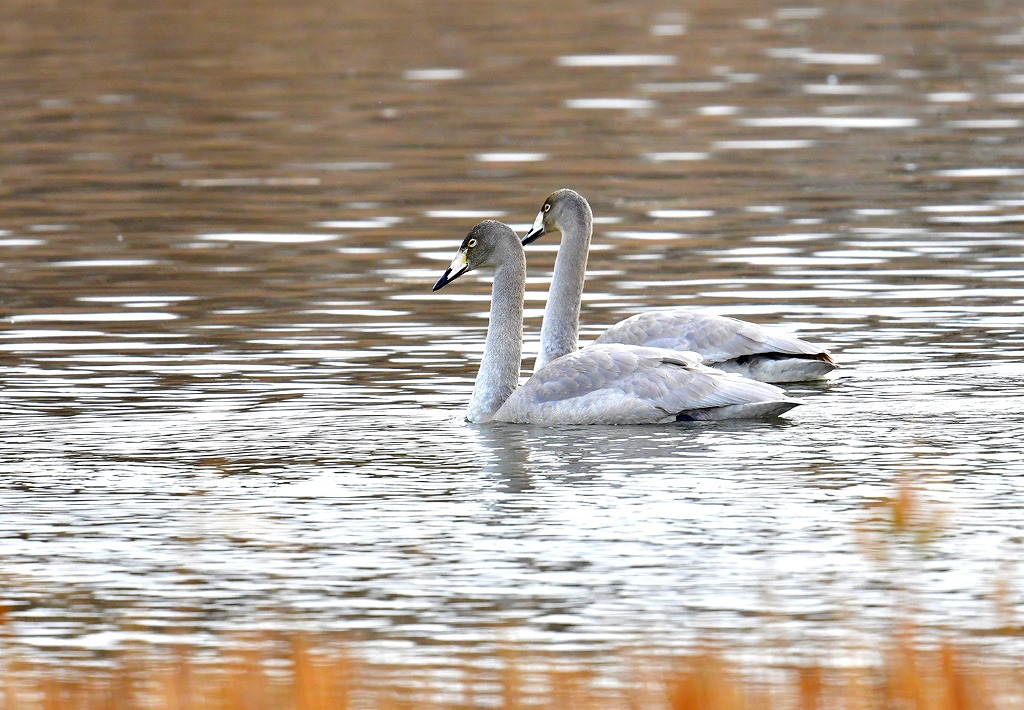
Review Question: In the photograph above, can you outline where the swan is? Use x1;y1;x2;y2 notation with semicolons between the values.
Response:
432;220;801;424
522;189;837;382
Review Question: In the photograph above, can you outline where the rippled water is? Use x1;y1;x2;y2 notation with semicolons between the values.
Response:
2;0;1024;675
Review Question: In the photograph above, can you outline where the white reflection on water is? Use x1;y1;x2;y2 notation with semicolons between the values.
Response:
739;116;920;128
713;139;815;150
564;98;657;110
474;152;549;162
697;105;739;116
934;168;1024;178
650;24;686;36
316;217;403;229
915;205;998;213
557;54;677;67
403;68;466;81
605;230;690;241
0;238;45;247
287;161;392;171
77;296;197;303
801;51;884;65
52;259;160;267
198;233;339;243
0;341;207;352
749;233;835;244
182;177;321;187
803;83;900;95
927;214;1024;224
948;118;1024;129
927;92;974;103
648;209;715;219
9;312;179;323
638;81;726;93
424;209;507;219
642;151;709;162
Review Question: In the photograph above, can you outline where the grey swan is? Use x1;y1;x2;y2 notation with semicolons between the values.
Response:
522;189;837;382
432;220;801;424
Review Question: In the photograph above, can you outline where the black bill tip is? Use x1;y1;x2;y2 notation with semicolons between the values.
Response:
521;225;546;246
432;268;454;292
432;257;469;291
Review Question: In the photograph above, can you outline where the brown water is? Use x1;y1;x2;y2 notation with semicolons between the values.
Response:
2;0;1024;677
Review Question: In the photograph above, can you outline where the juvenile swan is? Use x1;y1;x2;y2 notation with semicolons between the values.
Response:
523;189;837;382
432;221;800;424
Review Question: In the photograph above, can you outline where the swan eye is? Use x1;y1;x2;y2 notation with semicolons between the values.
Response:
467;238;478;248
542;203;551;213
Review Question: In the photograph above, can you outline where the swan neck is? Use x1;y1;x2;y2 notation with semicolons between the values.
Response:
467;256;525;422
537;205;592;370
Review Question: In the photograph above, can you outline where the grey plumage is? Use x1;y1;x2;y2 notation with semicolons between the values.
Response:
594;310;837;383
522;189;837;383
497;344;799;424
433;221;800;425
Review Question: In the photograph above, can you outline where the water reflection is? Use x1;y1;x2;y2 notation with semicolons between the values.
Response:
563;98;658;110
556;55;677;67
403;68;466;81
470;424;535;493
738;117;920;129
474;152;548;163
198;233;339;243
643;151;709;162
2;0;1024;678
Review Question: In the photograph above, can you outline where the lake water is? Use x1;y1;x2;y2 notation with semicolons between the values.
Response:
2;0;1023;678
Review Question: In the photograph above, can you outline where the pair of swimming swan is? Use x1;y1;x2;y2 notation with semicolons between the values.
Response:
432;189;836;425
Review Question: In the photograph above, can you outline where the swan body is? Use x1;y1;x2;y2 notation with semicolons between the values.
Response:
593;310;836;383
522;189;837;382
496;344;801;424
432;221;800;424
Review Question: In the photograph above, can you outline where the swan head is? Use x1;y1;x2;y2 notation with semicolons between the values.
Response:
432;220;521;292
522;188;590;246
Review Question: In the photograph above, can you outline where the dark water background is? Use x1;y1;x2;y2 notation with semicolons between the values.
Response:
2;0;1024;677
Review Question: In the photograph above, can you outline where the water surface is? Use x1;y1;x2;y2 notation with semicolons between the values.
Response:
2;0;1024;678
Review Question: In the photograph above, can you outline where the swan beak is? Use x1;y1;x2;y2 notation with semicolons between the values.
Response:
521;210;547;246
432;249;470;291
